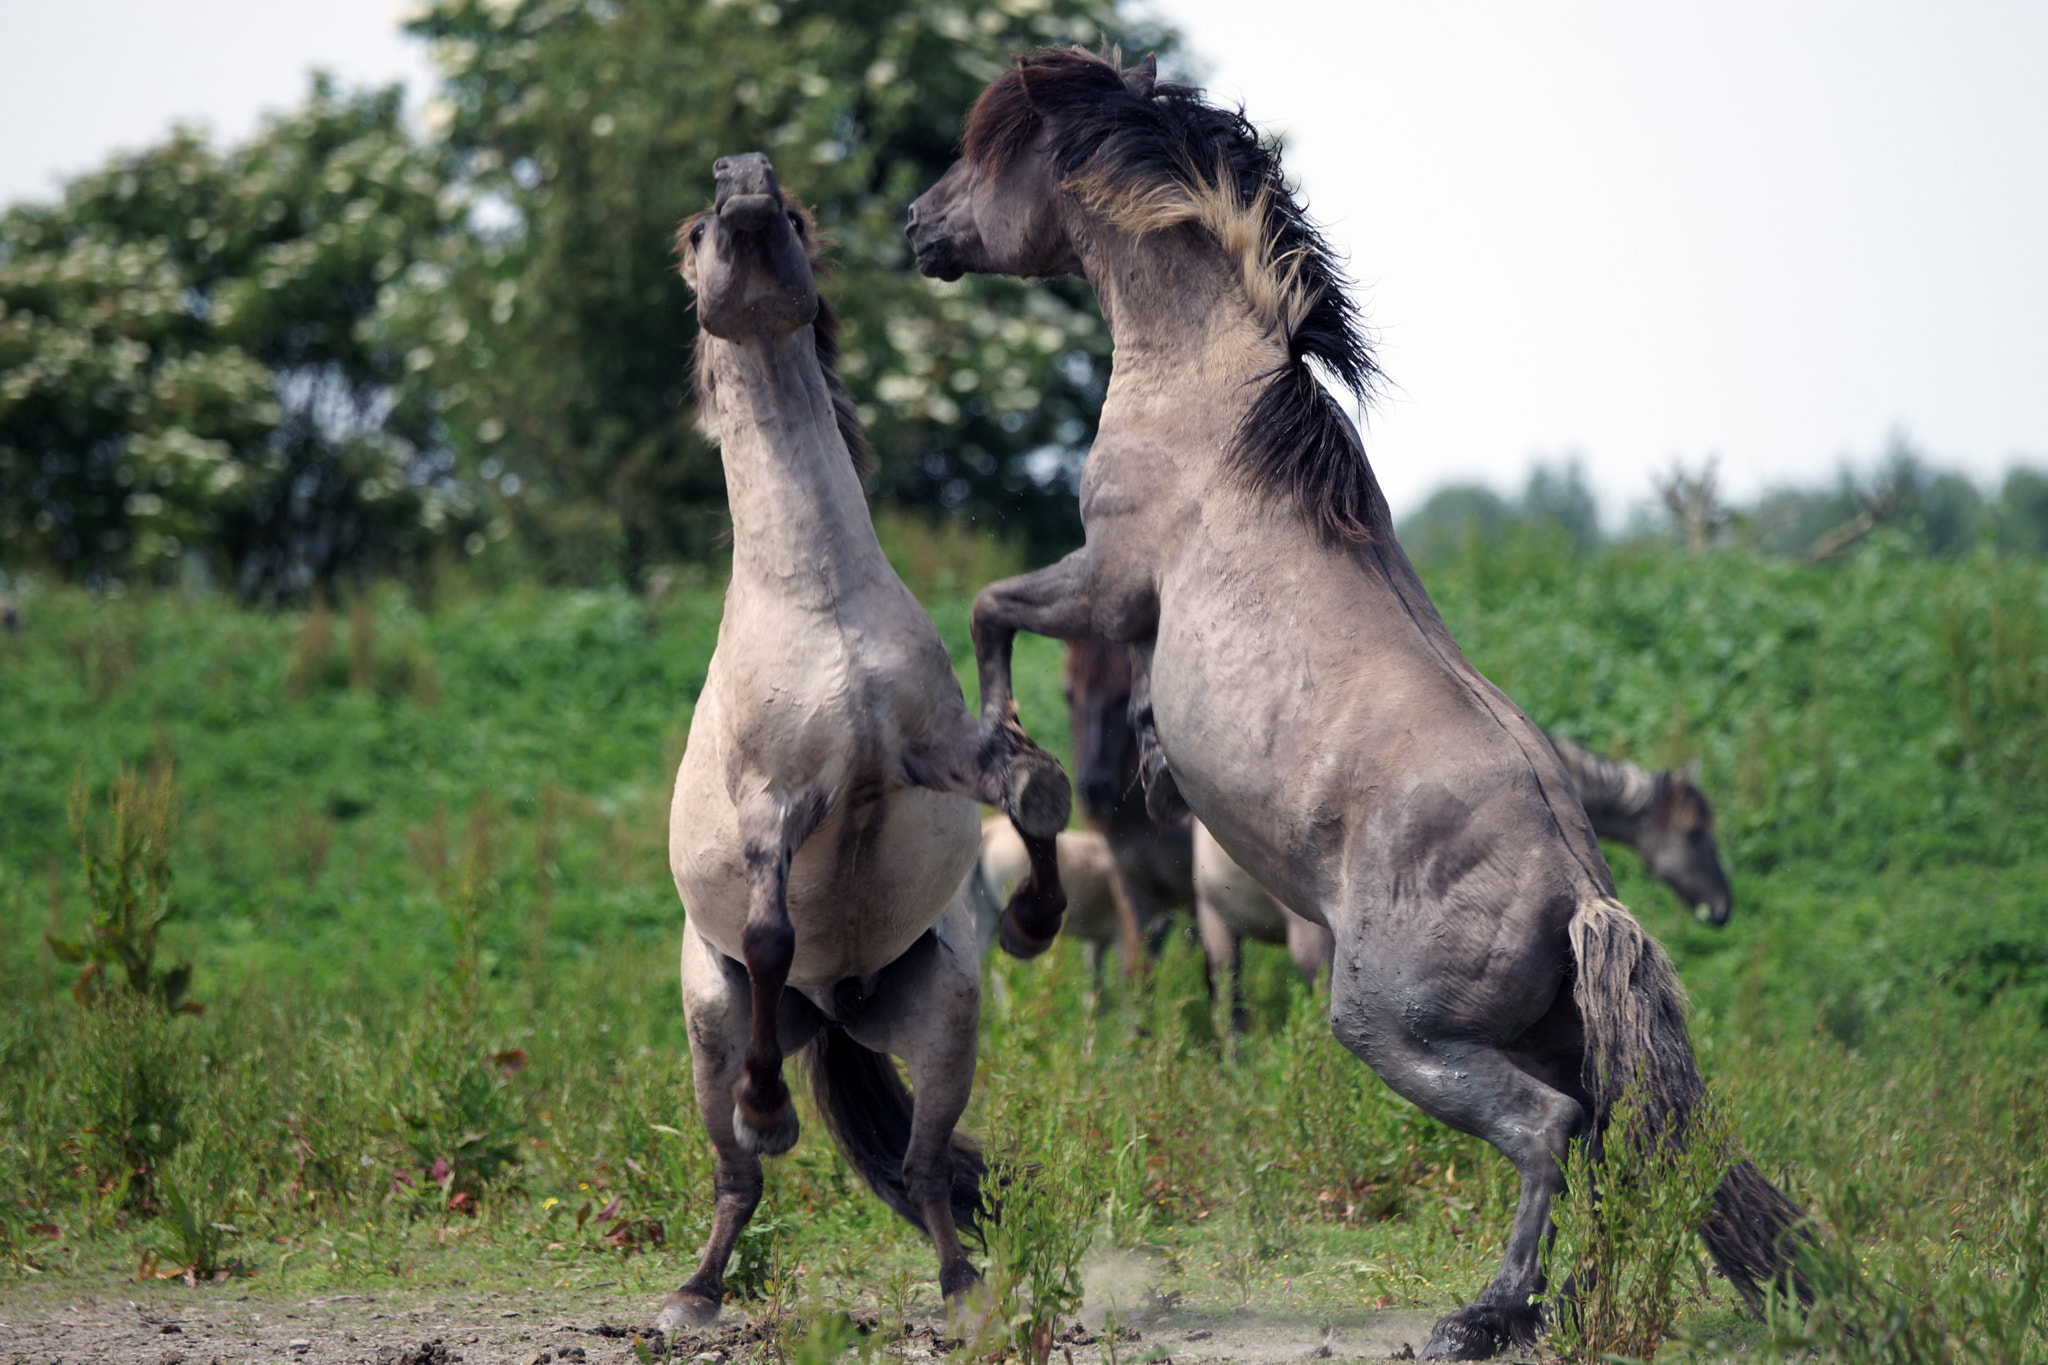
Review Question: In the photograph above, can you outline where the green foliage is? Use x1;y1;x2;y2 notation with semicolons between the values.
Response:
50;763;196;1010
62;990;192;1217
1543;1092;1734;1361
0;78;481;595
980;1116;1103;1360
1739;1172;2048;1365
1;529;2046;1361
400;0;1175;575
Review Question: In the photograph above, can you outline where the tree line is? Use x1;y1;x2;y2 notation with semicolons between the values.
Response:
2;0;1169;599
1398;442;2048;566
7;0;2042;598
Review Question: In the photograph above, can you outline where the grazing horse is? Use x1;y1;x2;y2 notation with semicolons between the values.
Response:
1064;639;1194;969
1197;734;1738;1008
1546;735;1733;925
662;152;1059;1329
908;51;1803;1358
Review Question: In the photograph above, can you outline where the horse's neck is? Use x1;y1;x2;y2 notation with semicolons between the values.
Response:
1545;733;1656;839
1082;227;1284;414
708;329;891;597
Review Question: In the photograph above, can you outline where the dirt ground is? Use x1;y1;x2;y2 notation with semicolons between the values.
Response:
0;1278;1478;1365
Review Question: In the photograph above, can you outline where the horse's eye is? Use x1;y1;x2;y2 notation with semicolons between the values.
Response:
689;220;706;247
787;210;805;235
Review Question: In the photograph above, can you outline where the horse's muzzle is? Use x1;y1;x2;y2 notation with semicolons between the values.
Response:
714;152;783;232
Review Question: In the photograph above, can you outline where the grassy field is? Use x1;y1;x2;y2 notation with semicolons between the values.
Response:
2;522;2045;1362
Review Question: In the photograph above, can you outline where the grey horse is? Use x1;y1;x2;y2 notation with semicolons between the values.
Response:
908;50;1803;1358
661;152;1060;1330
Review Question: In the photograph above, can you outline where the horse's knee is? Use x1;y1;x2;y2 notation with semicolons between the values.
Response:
741;914;794;977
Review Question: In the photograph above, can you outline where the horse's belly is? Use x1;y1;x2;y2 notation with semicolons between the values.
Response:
672;764;979;989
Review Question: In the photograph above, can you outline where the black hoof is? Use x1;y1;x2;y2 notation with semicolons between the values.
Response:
1004;748;1071;840
733;1103;800;1156
656;1286;721;1330
997;903;1061;959
1140;754;1189;823
1420;1302;1538;1360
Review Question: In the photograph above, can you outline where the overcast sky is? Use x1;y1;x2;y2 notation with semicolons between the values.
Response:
4;1;2043;522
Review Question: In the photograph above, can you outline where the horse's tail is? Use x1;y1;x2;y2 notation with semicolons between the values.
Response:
1568;895;1807;1309
798;1026;987;1242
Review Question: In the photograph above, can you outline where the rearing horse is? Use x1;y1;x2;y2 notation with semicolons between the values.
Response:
909;51;1802;1359
662;152;1059;1330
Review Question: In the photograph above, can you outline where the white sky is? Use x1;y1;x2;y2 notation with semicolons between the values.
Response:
3;1;2043;522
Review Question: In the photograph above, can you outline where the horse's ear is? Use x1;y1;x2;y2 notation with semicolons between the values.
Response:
1124;52;1158;98
1680;757;1701;786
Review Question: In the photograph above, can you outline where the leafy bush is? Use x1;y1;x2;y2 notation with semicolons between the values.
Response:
49;763;196;1011
1543;1091;1736;1361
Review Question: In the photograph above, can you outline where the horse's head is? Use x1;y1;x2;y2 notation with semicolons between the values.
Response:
1063;640;1136;821
906;50;1160;282
680;153;818;341
1638;760;1733;926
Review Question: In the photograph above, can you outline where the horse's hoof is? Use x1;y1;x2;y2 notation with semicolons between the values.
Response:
1004;748;1071;840
656;1288;721;1331
1420;1302;1535;1360
942;1272;993;1340
733;1103;800;1156
997;904;1060;959
1141;760;1189;823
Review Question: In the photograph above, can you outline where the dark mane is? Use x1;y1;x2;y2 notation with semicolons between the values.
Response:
964;47;1384;544
678;201;874;477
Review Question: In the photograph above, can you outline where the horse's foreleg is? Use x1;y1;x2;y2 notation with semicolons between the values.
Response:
1195;889;1247;1033
970;552;1105;839
733;806;806;1156
1280;902;1335;986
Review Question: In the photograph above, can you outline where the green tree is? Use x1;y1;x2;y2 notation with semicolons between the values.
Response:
402;0;1176;579
0;78;479;597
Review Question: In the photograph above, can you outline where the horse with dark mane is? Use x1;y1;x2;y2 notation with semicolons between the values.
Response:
908;50;1803;1358
1546;735;1732;924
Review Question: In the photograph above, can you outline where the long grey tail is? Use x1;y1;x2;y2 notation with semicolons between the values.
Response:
798;1027;987;1242
1568;896;1808;1308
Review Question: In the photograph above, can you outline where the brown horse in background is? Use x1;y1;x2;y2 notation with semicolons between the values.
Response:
1063;639;1194;972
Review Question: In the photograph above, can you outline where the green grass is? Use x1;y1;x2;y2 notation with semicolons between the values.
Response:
3;525;2046;1361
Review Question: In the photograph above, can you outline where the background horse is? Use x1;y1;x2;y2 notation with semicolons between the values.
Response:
909;51;1803;1358
1064;639;1194;971
664;152;1042;1329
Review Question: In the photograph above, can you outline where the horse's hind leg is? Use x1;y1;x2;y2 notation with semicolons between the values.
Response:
1195;890;1247;1032
843;898;988;1312
1329;995;1585;1360
664;922;824;1328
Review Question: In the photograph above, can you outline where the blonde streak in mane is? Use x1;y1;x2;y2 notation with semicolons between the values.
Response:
1067;165;1202;237
1182;155;1320;341
1068;152;1318;343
